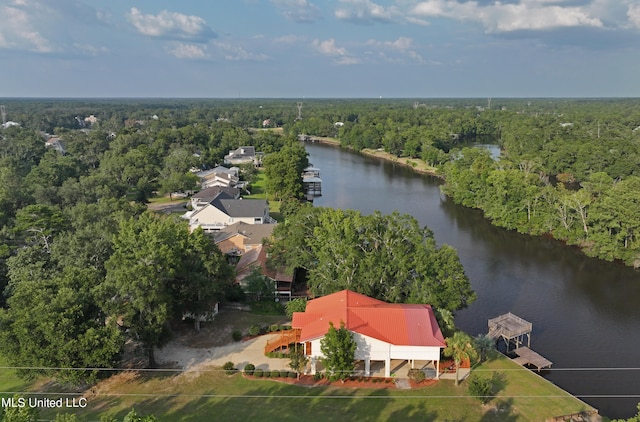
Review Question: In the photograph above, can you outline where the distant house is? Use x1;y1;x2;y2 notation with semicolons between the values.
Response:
2;121;21;129
214;221;276;256
196;166;240;189
291;290;446;378
84;115;98;125
44;136;65;154
190;186;240;211
188;198;271;232
234;244;294;298
224;146;263;166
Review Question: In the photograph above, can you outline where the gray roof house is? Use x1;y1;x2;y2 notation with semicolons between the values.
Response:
188;198;272;232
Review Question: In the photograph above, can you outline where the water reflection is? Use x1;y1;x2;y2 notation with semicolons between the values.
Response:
306;142;640;419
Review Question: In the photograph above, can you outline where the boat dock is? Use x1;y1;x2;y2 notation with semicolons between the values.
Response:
488;312;553;371
513;346;553;371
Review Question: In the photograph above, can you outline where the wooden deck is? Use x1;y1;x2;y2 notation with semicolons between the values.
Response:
488;312;532;351
513;346;553;371
264;329;301;354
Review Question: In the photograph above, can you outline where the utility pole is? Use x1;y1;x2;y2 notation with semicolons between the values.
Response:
296;102;303;120
0;105;6;127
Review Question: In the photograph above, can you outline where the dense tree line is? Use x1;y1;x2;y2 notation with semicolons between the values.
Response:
275;98;640;267
1;97;640;387
267;206;475;313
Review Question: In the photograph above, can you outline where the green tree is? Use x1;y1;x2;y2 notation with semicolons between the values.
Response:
176;228;234;331
269;207;474;312
474;334;494;362
263;140;309;201
444;331;478;386
288;345;309;379
467;374;493;405
320;321;356;382
2;396;39;421
102;213;188;367
13;204;69;252
0;266;123;384
285;297;307;318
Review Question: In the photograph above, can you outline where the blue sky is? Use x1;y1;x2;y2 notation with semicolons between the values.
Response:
0;0;639;98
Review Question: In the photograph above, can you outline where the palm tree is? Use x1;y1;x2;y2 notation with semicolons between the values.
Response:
474;334;495;362
444;331;478;386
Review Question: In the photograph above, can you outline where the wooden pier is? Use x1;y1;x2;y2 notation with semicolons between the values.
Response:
513;346;553;371
488;312;553;371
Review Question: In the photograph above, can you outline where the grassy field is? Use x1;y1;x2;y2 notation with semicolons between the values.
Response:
18;351;595;421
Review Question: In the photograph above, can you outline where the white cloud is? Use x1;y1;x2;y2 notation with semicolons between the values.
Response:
412;0;604;33
335;0;398;24
271;0;322;23
213;41;268;61
628;4;640;28
312;38;360;64
73;43;109;57
0;1;55;52
165;42;208;59
127;7;217;41
366;37;425;63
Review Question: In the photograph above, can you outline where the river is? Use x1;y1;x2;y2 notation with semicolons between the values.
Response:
305;142;640;419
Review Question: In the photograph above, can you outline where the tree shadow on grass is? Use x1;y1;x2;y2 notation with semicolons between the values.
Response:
490;371;507;396
480;398;518;422
159;383;441;421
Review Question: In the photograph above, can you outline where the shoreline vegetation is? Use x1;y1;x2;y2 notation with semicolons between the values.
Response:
304;136;440;176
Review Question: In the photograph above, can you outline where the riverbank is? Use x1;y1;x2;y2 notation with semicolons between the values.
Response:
301;136;440;177
360;148;440;177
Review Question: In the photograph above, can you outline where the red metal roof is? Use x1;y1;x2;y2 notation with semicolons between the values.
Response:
291;290;446;347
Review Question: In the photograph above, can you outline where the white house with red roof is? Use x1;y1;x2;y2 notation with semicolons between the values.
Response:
291;290;446;378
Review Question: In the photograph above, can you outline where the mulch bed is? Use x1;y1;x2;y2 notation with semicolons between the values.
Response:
243;374;439;389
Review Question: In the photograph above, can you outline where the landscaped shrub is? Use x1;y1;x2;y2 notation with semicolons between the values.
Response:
244;363;255;375
223;361;236;375
313;372;323;381
232;330;242;342
248;324;261;336
408;369;426;383
269;324;279;332
270;370;281;378
263;370;271;378
288;372;297;378
254;369;264;377
467;375;493;405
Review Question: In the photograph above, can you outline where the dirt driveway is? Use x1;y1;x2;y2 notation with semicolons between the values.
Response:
156;308;290;372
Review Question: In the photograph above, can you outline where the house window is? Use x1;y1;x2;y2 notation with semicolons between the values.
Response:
305;342;312;355
254;218;262;223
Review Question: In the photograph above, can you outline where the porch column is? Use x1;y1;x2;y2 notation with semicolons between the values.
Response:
436;359;440;380
310;357;317;375
411;359;415;369
384;357;391;378
365;359;371;376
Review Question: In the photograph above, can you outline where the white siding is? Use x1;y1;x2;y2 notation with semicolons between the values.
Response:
308;332;441;362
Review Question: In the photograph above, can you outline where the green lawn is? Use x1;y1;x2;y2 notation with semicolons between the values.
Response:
245;171;282;221
34;352;596;421
0;357;34;397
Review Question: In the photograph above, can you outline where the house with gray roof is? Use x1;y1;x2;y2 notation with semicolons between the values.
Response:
190;186;240;210
223;146;263;166
188;198;272;232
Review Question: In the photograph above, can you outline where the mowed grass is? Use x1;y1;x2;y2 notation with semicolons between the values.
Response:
0;357;34;398
40;352;594;421
245;170;282;221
